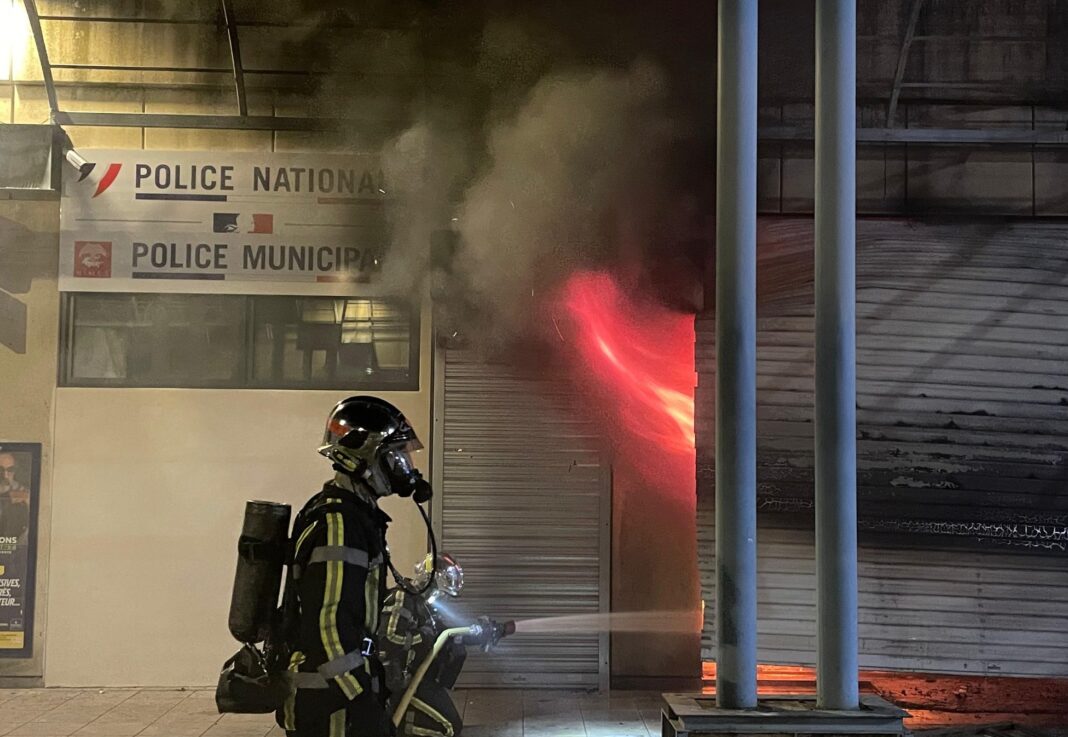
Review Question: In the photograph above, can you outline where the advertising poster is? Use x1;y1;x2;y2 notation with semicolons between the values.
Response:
0;443;40;658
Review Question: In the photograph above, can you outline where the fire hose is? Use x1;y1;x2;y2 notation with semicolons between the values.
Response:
391;619;516;729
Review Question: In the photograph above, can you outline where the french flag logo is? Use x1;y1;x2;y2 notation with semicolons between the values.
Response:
250;213;273;234
213;213;274;234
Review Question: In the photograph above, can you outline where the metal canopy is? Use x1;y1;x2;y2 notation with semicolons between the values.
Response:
19;0;352;131
877;0;1068;109
16;0;1068;136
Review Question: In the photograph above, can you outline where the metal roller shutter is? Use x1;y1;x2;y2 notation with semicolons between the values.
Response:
746;218;1068;543
435;347;610;689
701;524;1068;677
697;217;1068;676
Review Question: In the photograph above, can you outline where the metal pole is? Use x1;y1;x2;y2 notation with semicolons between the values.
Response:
886;0;926;127
715;0;758;711
815;0;859;711
220;0;249;116
22;0;58;116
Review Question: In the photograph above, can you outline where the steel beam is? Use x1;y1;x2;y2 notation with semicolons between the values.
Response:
36;15;214;25
759;125;1068;145
220;0;248;116
715;0;759;711
886;0;926;126
49;63;232;74
911;34;1046;43
859;33;1046;43
4;78;310;94
36;14;404;29
47;63;318;76
815;0;859;711
918;127;1068;144
898;80;1068;89
22;0;58;115
52;111;357;131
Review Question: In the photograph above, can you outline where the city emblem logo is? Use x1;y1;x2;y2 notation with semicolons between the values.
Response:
73;241;113;278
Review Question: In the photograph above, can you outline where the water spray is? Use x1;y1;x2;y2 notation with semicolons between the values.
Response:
512;610;701;635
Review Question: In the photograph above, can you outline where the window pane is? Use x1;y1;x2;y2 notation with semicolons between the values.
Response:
251;296;415;388
62;293;416;389
67;294;246;386
70;294;134;379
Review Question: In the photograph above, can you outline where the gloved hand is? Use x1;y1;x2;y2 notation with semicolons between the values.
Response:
470;617;515;652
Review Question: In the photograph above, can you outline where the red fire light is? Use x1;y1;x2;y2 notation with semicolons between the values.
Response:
555;272;701;638
555;271;696;458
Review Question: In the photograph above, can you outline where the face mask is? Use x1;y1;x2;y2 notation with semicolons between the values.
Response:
378;448;433;503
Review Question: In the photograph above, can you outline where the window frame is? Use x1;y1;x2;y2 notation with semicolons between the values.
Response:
59;292;421;391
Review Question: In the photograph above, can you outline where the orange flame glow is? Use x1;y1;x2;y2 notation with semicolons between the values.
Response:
556;271;696;459
554;271;700;633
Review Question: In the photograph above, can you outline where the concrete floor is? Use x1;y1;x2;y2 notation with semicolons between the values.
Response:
0;687;667;737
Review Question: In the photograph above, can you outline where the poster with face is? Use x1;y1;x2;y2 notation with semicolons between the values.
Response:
0;443;40;658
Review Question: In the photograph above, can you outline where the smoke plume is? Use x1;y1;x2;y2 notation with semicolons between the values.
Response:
292;2;713;342
450;60;695;341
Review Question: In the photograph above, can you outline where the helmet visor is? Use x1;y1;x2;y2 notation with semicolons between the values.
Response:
382;447;416;476
323;417;368;449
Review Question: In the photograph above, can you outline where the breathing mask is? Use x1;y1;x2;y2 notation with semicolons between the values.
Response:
372;446;432;503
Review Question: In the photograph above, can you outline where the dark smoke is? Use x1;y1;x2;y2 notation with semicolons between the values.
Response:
289;1;715;342
449;61;698;341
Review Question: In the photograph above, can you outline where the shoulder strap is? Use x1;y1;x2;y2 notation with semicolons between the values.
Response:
265;516;301;673
280;551;299;628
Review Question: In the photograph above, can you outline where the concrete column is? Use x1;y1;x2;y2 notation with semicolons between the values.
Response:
814;0;859;711
715;0;758;711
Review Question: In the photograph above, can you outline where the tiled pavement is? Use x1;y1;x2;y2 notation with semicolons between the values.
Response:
0;688;668;737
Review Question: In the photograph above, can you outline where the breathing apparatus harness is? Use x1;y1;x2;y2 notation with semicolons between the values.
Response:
327;455;439;598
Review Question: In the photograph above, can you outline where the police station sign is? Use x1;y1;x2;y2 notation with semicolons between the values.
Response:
60;150;389;295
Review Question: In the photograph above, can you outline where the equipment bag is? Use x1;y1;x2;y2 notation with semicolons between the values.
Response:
215;643;291;714
216;565;298;714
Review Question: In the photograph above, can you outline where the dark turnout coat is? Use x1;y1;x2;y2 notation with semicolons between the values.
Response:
277;484;393;737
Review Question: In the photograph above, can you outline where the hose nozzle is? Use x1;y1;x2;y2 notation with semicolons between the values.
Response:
467;617;515;651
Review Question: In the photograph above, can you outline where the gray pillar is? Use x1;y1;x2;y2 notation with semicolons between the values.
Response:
715;0;758;711
814;0;859;711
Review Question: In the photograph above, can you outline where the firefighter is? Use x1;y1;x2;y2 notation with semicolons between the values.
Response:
379;554;465;737
278;396;430;737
